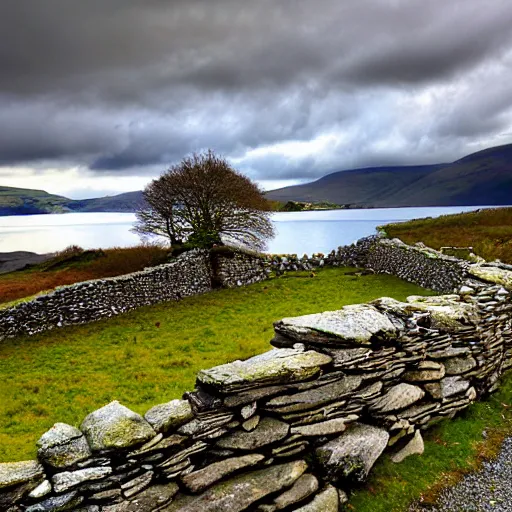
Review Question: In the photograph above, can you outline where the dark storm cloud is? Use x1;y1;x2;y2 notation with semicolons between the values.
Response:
1;0;512;181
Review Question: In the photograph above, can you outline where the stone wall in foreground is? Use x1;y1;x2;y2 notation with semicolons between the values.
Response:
2;261;512;511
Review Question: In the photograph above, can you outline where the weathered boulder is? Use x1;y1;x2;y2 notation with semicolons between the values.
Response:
315;423;389;483
197;348;331;394
292;485;339;511
163;460;307;512
37;423;92;468
181;454;265;493
144;400;194;433
273;305;399;347
215;417;289;450
369;383;425;413
80;401;156;451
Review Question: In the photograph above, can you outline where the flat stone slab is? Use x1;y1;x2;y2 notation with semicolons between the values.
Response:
273;473;319;509
291;417;357;437
81;401;156;451
163;460;307;512
197;348;331;394
144;400;194;433
469;265;512;290
216;417;289;450
316;423;389;483
181;454;265;493
52;466;112;493
102;482;179;511
274;305;399;346
370;383;425;413
37;423;92;468
0;460;44;489
263;376;362;414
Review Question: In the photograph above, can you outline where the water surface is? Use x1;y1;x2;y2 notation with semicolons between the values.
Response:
0;206;500;255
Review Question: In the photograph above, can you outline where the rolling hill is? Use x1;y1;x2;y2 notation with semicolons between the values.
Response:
0;187;143;216
266;143;512;207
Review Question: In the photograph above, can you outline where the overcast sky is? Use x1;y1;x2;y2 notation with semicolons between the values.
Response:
1;0;512;198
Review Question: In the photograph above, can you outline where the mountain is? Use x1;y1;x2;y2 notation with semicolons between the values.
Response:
266;143;512;207
0;187;144;216
1;143;512;215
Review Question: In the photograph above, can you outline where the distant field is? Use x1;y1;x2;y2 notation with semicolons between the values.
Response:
0;244;169;305
383;207;512;264
0;267;434;462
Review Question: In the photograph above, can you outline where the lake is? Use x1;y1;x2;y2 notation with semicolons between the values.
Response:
0;206;500;256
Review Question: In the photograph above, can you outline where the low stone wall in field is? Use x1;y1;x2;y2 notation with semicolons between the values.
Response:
2;261;512;511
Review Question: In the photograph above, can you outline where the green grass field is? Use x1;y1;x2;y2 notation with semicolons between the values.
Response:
0;267;434;463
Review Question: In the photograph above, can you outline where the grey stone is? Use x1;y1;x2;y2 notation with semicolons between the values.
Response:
273;473;319;509
469;266;512;289
163;460;307;512
404;361;446;382
216;417;289;450
181;454;265;493
292;485;339;511
0;460;44;489
370;383;425;413
425;377;470;400
144;400;193;433
316;423;389;483
263;376;362;414
121;470;153;498
101;482;179;511
28;479;52;499
25;491;84;512
197;348;331;393
242;415;260;431
443;356;478;375
274;305;399;346
291;417;356;437
241;402;257;419
37;423;92;468
391;430;424;463
52;466;112;493
81;401;156;451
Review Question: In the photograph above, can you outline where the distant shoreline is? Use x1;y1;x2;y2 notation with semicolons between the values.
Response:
0;251;53;274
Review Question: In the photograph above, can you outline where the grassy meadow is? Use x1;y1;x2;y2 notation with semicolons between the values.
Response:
0;267;434;462
0;244;169;305
383;207;512;264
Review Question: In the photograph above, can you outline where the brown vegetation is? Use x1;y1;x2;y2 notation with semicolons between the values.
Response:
0;244;169;305
383;207;512;264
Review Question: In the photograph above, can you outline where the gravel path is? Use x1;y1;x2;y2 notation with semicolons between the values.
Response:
410;437;512;512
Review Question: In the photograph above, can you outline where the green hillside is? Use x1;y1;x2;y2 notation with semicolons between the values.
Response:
0;187;143;215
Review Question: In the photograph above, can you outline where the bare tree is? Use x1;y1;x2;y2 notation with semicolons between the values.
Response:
133;150;275;251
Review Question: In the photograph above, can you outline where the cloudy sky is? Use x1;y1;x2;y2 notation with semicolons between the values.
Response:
1;0;512;199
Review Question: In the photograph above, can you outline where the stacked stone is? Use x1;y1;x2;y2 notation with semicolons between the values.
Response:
216;252;269;288
4;272;512;511
0;250;212;341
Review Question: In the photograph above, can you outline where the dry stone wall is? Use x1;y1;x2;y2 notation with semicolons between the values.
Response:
2;254;512;511
0;235;475;341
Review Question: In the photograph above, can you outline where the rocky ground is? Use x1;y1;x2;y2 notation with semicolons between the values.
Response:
0;251;52;274
410;437;512;512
